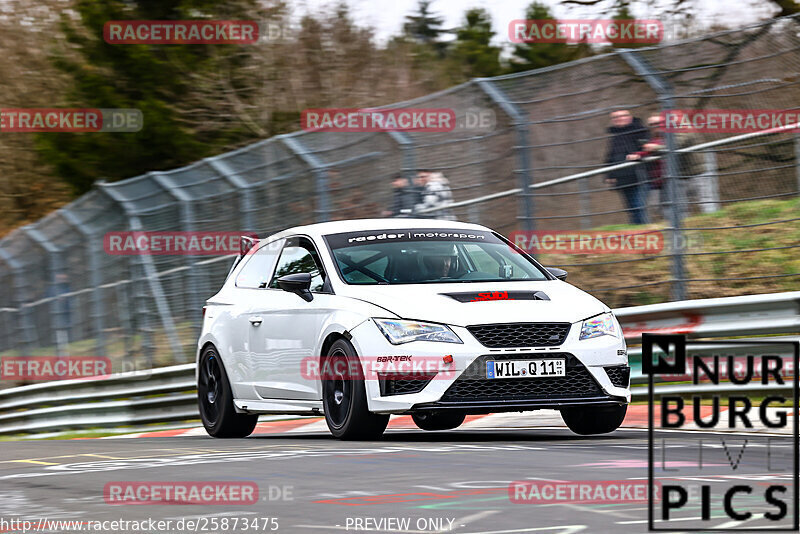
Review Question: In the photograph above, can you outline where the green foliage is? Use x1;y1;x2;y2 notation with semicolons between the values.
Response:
610;1;647;49
508;1;593;73
450;8;501;78
403;0;446;56
36;0;258;194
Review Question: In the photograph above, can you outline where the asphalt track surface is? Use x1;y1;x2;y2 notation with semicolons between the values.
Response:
0;425;795;534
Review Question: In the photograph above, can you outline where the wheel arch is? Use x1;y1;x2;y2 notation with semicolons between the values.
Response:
196;340;232;382
320;331;351;363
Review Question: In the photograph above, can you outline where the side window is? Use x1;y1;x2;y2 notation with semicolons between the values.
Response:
269;237;326;292
236;240;283;289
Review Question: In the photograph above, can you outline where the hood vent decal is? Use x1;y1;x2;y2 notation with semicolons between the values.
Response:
440;291;549;303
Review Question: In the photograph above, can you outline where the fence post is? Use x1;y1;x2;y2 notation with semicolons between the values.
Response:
475;79;535;232
149;171;205;349
387;131;418;214
21;227;68;357
97;183;183;365
621;50;686;301
60;208;107;357
281;134;331;222
795;130;800;196
702;151;721;213
0;247;33;352
206;157;255;233
578;179;592;229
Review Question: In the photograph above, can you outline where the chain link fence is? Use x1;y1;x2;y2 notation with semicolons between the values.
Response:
1;16;799;376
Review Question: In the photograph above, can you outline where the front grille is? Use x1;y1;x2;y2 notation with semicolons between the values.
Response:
605;365;630;388
378;372;436;396
467;323;570;348
440;353;602;402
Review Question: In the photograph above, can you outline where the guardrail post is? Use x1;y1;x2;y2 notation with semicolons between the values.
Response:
387;131;418;214
60;209;107;357
98;183;183;366
21;227;68;357
281;134;331;222
621;50;687;301
475;79;535;232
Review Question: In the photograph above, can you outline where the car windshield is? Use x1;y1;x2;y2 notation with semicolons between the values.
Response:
324;228;549;285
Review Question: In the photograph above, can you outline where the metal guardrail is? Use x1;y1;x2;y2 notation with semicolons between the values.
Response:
0;292;797;435
0;364;195;435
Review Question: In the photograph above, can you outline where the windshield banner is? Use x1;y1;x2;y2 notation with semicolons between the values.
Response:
324;228;497;249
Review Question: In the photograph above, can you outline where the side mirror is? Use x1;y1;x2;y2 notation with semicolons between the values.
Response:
546;267;567;281
277;273;313;302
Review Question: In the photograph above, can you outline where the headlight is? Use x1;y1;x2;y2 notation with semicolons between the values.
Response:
374;319;462;345
579;312;618;340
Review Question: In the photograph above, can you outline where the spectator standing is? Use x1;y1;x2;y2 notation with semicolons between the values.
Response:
628;114;668;222
415;170;455;220
604;110;649;224
383;174;421;217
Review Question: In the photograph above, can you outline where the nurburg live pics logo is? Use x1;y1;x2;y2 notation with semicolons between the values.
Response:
644;333;799;531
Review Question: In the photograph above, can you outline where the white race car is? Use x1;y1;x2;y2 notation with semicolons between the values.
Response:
197;219;630;439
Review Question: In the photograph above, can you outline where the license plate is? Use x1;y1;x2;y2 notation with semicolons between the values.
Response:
486;359;565;379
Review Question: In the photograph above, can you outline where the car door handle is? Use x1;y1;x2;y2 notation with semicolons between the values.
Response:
249;317;263;326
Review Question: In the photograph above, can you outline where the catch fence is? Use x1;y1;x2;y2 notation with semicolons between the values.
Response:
1;15;799;371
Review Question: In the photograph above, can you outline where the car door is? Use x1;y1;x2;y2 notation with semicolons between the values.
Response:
226;238;284;401
248;236;334;401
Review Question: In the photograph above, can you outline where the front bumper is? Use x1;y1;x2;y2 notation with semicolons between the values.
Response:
411;396;628;415
349;318;630;414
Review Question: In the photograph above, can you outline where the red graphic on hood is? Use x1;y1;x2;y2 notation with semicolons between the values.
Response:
470;291;514;302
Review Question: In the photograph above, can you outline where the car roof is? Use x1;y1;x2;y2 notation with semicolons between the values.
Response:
262;218;492;242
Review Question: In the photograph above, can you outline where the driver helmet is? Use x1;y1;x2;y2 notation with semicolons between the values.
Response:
418;243;459;278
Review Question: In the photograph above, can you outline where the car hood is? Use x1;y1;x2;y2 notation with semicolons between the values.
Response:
335;280;609;326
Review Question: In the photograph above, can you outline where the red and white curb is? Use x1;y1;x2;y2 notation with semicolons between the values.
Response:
95;406;793;439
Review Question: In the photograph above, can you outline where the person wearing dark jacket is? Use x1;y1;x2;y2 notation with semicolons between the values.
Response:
628;114;667;222
603;110;649;224
384;174;421;217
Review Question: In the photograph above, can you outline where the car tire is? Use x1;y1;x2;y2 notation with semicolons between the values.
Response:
412;412;466;431
322;338;389;440
198;345;258;438
560;404;627;435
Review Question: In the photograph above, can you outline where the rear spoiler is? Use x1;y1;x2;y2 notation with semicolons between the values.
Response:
225;235;260;280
